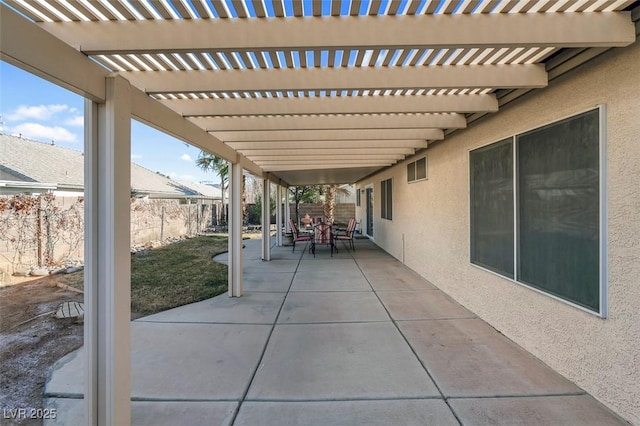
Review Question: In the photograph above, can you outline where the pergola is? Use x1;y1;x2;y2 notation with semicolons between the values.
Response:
1;0;637;424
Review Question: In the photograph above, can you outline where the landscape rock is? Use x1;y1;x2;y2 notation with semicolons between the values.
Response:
13;268;30;277
30;268;50;277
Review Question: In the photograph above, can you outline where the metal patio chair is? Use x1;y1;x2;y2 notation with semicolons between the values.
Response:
333;217;357;252
310;222;335;257
289;219;311;253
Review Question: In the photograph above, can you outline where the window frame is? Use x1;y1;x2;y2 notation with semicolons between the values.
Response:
407;157;428;183
380;178;393;220
468;105;607;317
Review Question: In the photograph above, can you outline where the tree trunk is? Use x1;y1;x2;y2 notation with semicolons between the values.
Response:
323;185;337;224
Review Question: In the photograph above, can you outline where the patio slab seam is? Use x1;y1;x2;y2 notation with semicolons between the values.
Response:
351;257;465;425
241;396;445;403
228;244;307;425
446;391;588;400
395;316;478;322
274;320;391;325
134;320;279;326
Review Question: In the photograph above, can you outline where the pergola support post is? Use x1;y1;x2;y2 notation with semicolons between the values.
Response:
228;161;243;297
262;179;271;261
275;185;282;246
84;75;132;426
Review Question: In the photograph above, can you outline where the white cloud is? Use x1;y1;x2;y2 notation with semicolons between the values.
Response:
6;104;69;122
11;123;78;143
64;116;84;127
180;153;193;162
131;154;143;159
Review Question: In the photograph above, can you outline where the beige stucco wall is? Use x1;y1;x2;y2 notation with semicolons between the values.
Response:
356;41;640;423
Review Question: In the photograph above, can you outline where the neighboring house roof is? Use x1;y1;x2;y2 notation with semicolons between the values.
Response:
177;180;222;199
0;134;215;198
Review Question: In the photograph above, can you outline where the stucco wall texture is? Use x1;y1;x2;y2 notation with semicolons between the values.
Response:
356;41;640;423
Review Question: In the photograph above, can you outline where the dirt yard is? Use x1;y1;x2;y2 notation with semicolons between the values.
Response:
0;277;84;426
0;235;231;425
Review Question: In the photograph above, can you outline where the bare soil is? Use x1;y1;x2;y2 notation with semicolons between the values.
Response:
0;277;83;426
0;235;231;425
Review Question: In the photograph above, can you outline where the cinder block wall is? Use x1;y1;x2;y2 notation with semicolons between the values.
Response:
290;203;355;225
0;196;214;284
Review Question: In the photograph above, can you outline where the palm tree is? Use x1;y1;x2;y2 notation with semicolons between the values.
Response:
321;185;350;224
196;152;228;224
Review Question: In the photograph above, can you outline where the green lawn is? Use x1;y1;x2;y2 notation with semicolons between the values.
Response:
65;235;229;318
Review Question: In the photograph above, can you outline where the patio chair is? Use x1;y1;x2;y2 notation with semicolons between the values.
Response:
289;219;311;253
311;222;335;257
333;217;357;251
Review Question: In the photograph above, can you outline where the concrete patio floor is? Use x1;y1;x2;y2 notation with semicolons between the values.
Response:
44;238;626;425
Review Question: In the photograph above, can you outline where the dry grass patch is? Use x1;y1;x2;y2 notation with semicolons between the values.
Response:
64;235;229;318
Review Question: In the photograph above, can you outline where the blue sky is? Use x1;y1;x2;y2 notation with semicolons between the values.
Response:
0;61;221;184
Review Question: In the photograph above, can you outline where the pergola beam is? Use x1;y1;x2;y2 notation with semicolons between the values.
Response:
0;5;266;178
130;89;236;162
255;159;400;164
159;94;498;116
39;12;635;53
263;164;393;171
214;129;444;142
249;154;406;161
226;140;428;150
193;113;466;132
240;148;415;156
0;4;106;101
126;65;547;94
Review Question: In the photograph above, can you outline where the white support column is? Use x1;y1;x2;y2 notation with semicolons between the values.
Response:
84;75;131;426
275;185;282;246
228;161;243;297
284;187;291;233
261;179;271;261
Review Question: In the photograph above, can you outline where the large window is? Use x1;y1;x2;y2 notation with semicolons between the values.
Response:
380;178;393;220
470;139;514;278
470;108;604;314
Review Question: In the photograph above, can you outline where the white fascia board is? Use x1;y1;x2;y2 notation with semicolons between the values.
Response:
162;94;499;116
39;12;636;53
123;64;547;93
